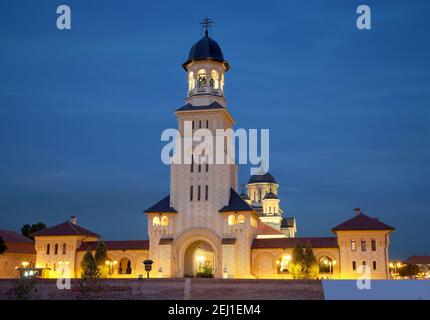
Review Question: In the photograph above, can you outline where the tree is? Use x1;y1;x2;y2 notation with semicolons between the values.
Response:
0;236;7;254
290;242;305;279
303;242;319;279
95;240;108;277
21;222;47;240
79;247;104;299
398;264;420;278
290;242;319;279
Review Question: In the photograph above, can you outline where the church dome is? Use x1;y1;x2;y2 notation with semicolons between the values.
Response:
248;172;277;184
183;32;229;70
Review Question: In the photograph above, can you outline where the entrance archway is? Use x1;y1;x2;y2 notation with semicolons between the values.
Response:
184;240;215;277
173;228;222;278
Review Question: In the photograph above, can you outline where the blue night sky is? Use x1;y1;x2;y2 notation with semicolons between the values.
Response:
0;0;429;259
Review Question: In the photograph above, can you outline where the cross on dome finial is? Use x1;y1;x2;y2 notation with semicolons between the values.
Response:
200;16;214;36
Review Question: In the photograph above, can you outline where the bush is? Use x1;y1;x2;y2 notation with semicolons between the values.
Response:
196;262;214;278
13;277;37;300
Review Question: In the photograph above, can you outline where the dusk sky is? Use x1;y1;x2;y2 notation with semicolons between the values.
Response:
0;0;429;259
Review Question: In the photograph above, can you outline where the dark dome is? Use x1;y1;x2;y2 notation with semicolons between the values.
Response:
263;192;279;200
248;172;277;184
183;32;229;70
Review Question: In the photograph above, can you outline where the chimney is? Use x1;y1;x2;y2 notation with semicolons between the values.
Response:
70;216;78;225
354;208;361;216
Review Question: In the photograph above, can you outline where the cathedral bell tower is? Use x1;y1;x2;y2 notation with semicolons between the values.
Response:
182;17;229;107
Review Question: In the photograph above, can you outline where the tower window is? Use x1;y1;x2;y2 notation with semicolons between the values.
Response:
199;120;202;129
206;163;209;172
54;243;59;255
228;215;236;225
62;243;67;255
190;186;193;201
191;155;194;173
373;261;377;270
363;261;366;267
153;216;160;226
161;216;169;226
352;261;356;270
210;70;219;89
192;120;195;130
188;71;195;91
198;164;201;172
197;185;201;201
237;215;245;224
371;239;376;251
205;185;208;201
206;120;209;128
46;243;51;255
361;239;366;251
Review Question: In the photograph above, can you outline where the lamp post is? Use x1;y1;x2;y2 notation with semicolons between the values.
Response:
143;259;153;278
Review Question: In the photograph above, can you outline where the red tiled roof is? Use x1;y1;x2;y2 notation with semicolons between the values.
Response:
3;243;36;255
0;230;36;255
331;213;394;232
252;237;338;249
257;222;284;236
77;240;149;252
404;255;430;265
31;221;100;238
0;230;33;243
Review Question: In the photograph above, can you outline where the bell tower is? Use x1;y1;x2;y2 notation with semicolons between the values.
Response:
182;17;229;107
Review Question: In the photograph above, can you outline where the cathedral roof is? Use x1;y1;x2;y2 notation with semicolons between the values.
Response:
219;188;254;212
263;192;279;200
248;172;277;184
183;32;229;70
144;195;177;213
176;101;225;112
77;240;149;252
252;237;339;249
30;221;100;238
331;213;394;232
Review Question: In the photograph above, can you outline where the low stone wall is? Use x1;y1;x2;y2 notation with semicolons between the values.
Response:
0;278;324;300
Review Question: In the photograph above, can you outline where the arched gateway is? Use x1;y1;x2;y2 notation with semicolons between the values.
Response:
173;229;222;278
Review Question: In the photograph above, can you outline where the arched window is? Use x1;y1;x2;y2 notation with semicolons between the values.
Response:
197;69;207;88
351;239;356;251
188;71;195;91
319;257;334;274
237;215;245;224
62;243;67;255
210;70;219;89
153;216;160;226
371;238;376;251
118;258;132;275
54;243;59;255
161;216;169;226
228;215;236;225
221;74;225;91
361;239;366;251
46;243;51;255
